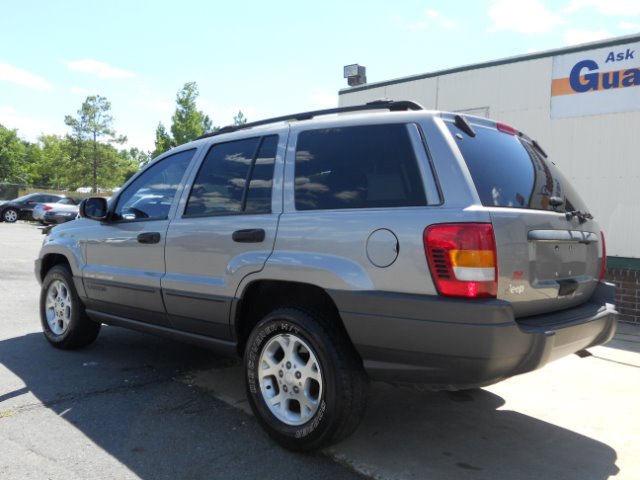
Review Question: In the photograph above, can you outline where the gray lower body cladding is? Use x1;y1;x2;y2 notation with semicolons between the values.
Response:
329;283;617;389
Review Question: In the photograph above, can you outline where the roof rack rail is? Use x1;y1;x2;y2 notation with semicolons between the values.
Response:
196;99;424;140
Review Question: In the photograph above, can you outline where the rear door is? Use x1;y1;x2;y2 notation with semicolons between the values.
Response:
162;131;284;339
445;117;603;317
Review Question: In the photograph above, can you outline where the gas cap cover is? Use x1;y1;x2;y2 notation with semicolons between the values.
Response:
366;229;399;268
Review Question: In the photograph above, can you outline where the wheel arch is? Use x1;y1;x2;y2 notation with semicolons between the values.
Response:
234;280;358;358
36;253;86;297
38;253;74;284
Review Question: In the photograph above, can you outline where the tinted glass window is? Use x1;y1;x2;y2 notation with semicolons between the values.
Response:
294;124;427;210
12;193;34;202
185;135;277;216
245;135;278;213
447;123;588;212
114;149;195;221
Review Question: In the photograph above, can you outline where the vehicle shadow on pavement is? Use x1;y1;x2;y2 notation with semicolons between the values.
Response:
0;328;363;480
0;326;624;480
601;322;640;354
166;346;623;479
331;383;620;479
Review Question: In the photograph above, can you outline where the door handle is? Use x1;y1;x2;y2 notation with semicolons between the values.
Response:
232;228;266;243
137;232;161;244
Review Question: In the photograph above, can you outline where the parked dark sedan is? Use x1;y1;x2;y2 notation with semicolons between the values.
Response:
0;193;64;223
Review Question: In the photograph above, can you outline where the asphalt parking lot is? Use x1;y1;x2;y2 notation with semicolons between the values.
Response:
1;221;639;479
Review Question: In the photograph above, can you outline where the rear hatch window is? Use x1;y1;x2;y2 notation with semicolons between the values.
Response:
446;118;601;318
445;121;588;213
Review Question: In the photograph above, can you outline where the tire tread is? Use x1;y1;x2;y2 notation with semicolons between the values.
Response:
245;306;368;451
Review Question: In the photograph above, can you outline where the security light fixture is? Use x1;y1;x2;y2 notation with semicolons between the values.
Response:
344;64;367;86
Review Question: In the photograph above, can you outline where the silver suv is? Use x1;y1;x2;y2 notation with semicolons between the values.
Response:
35;100;617;451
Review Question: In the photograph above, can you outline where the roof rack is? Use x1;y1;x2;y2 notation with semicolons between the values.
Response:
196;99;424;140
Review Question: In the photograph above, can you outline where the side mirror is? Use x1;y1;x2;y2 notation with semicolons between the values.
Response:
80;197;108;221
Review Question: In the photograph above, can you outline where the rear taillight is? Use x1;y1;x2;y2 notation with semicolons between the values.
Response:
424;223;497;298
598;231;607;281
44;206;53;211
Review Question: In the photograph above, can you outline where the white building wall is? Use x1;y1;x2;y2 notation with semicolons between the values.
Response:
339;50;640;258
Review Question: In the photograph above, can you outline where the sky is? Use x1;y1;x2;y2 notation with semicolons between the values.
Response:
1;0;639;153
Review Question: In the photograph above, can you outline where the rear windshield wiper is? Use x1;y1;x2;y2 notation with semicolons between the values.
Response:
532;140;548;158
565;210;593;223
453;115;476;137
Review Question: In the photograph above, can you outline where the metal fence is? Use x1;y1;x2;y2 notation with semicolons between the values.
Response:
0;184;101;201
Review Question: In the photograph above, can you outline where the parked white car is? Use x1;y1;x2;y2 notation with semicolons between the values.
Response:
32;197;80;224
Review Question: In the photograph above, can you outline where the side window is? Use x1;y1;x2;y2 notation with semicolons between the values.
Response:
185;135;277;216
245;135;278;213
114;149;195;221
294;124;427;210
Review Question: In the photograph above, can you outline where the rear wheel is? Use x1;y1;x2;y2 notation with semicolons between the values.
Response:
40;265;101;349
2;208;18;223
244;307;368;451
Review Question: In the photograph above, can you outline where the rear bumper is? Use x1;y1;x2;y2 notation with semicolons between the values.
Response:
329;283;617;389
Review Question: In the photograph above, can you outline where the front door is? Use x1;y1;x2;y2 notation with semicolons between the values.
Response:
82;148;197;326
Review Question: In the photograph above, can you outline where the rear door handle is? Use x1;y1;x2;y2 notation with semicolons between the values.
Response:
232;228;265;243
137;232;161;244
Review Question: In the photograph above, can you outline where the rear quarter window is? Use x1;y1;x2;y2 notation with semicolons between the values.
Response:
294;124;429;210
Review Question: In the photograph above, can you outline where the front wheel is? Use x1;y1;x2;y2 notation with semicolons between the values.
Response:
40;265;101;349
244;308;368;451
2;208;19;223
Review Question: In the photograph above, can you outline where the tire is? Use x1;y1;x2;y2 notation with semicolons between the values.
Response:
2;208;19;223
244;307;368;451
40;265;101;349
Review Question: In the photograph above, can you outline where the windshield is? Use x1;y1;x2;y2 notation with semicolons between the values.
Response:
447;122;589;213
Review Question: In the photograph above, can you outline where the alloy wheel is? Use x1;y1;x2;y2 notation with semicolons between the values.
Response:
258;333;323;426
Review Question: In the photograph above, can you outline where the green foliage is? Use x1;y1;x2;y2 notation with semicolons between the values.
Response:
1;85;252;193
0;124;30;184
125;147;152;168
170;82;212;146
33;134;71;189
233;110;248;126
117;147;149;182
64;95;128;192
152;81;222;159
64;95;119;143
202;114;213;133
152;122;173;159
